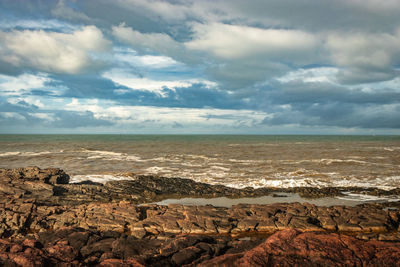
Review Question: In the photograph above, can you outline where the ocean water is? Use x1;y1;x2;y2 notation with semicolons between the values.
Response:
0;135;400;192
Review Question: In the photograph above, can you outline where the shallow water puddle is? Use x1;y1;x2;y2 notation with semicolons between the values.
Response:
151;193;387;207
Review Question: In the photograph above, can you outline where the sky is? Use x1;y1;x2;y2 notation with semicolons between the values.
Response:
1;0;400;134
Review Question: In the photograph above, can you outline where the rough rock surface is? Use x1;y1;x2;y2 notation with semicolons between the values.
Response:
1;228;400;266
2;167;399;206
1;167;400;266
0;167;69;200
1;198;399;241
200;229;400;267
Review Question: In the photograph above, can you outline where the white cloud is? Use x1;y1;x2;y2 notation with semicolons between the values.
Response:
51;0;90;21
102;68;216;96
27;112;55;121
345;0;400;11
61;97;268;127
0;26;111;74
111;0;193;20
0;73;51;96
124;55;178;68
0;112;26;120
112;24;181;56
113;48;180;69
277;67;339;84
326;30;400;69
326;29;400;83
186;23;318;60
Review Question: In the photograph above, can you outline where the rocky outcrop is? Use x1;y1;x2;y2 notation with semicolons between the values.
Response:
1;167;400;266
1;198;399;241
200;229;400;267
0;166;69;185
1;228;400;266
0;167;69;201
1;167;400;206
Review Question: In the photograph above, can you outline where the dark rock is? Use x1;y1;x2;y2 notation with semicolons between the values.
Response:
98;258;145;267
80;238;115;258
1;227;400;266
1;167;400;266
171;246;202;265
1;167;399;207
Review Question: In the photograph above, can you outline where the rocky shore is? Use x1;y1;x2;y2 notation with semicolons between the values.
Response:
1;167;400;266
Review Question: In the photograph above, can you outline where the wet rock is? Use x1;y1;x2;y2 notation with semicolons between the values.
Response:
1;167;400;266
2;167;399;208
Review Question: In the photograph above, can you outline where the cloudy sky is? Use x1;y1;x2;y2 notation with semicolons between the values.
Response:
1;0;400;134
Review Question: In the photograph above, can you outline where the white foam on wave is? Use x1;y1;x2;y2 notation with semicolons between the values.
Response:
145;166;173;173
319;158;369;165
70;174;135;184
283;158;370;165
0;152;21;156
150;156;181;163
181;162;203;167
383;147;400;152
206;170;228;178
224;175;400;190
229;159;265;163
210;165;230;171
337;192;399;202
83;149;144;162
186;154;216;161
0;151;53;157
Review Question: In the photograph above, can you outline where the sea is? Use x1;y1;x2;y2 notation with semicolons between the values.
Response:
1;135;400;201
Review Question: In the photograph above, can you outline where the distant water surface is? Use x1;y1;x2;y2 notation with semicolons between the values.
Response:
1;135;399;195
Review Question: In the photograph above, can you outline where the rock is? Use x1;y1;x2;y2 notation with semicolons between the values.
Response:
171;246;202;265
45;241;79;262
0;167;69;185
1;227;400;266
1;167;399;209
200;229;400;266
1;197;399;240
1;167;400;266
22;239;42;249
111;236;161;260
80;238;115;258
98;258;145;267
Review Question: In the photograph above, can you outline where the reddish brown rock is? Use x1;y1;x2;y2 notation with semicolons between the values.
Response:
1;167;400;266
200;229;400;267
1;197;400;240
98;258;145;267
45;241;79;262
1;227;400;266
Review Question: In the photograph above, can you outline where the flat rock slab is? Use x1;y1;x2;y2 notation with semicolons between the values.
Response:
1;228;400;266
1;198;399;241
1;167;400;266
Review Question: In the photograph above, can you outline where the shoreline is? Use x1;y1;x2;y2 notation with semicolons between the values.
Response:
1;166;400;266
